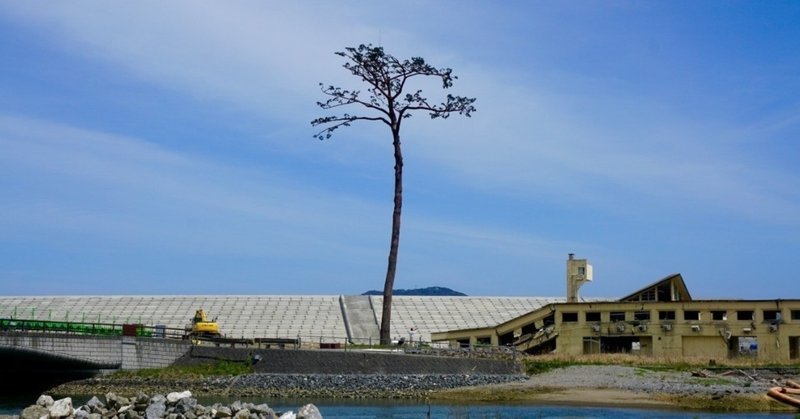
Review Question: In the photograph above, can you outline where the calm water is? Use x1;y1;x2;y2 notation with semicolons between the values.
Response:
2;396;797;418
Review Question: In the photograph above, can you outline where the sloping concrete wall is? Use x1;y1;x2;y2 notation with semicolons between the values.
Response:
0;295;558;343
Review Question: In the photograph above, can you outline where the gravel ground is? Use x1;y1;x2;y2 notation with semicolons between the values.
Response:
232;373;526;398
52;373;529;399
522;365;791;397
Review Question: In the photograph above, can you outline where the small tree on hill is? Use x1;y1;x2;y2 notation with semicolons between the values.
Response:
312;44;476;345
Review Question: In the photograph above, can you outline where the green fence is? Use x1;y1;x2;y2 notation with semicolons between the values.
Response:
0;318;154;337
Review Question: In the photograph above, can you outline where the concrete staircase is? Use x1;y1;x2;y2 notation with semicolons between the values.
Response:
340;295;380;344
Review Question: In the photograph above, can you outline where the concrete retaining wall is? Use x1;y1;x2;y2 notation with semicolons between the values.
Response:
182;346;522;375
0;332;121;367
121;336;191;370
0;331;518;374
0;332;190;370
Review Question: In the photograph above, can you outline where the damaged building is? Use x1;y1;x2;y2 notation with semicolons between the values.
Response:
431;255;800;362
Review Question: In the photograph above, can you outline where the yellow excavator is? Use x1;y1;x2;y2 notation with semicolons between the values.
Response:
186;309;221;338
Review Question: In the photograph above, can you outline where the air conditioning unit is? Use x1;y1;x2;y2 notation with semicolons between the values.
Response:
742;327;752;334
691;325;701;332
769;324;778;332
636;324;647;332
591;324;601;333
661;323;672;331
615;323;626;333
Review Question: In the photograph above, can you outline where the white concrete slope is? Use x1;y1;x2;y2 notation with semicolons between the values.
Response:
0;295;565;343
341;295;380;344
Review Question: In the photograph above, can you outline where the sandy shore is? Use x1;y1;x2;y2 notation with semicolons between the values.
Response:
435;365;800;412
511;388;673;408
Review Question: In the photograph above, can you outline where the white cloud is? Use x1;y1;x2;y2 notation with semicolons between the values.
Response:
5;1;796;228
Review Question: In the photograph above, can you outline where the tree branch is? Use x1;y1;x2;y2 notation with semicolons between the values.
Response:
311;115;390;140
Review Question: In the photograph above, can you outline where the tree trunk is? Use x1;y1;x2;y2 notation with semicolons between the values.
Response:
380;129;403;345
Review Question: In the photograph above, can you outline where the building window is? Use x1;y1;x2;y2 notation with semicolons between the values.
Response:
639;288;657;301
476;336;491;346
737;311;754;321
562;312;579;323
684;310;700;321
764;310;782;323
712;310;727;321
792;310;800;321
577;266;586;275
585;312;601;322
659;310;676;320
521;323;536;335
634;311;651;321
610;312;626;322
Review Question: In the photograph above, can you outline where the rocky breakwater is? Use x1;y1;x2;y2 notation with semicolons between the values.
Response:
17;392;321;419
54;373;528;399
228;373;529;399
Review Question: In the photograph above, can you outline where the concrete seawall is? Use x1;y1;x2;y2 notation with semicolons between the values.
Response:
1;332;520;375
120;336;192;369
182;346;522;375
0;332;191;370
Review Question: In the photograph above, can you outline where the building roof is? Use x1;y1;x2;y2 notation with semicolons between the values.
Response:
617;273;692;302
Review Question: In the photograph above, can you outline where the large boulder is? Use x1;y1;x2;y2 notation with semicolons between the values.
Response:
105;393;130;410
249;404;273;416
73;407;90;419
166;391;192;404
229;401;242;413
36;395;54;408
145;399;166;419
213;406;232;418
84;396;104;413
134;393;150;411
297;404;322;419
21;404;49;419
48;397;73;418
175;397;197;414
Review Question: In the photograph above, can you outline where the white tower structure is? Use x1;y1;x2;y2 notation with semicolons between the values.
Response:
566;253;593;303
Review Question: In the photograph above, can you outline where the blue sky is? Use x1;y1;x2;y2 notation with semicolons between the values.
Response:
1;2;798;298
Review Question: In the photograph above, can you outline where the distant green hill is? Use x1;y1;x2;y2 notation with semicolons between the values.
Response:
362;286;466;296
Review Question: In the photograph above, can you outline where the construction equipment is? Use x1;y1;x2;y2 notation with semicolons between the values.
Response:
186;309;221;338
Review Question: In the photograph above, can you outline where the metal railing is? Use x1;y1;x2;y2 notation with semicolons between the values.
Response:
0;320;520;360
0;318;186;339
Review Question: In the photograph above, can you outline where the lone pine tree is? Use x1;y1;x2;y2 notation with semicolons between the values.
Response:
312;44;476;344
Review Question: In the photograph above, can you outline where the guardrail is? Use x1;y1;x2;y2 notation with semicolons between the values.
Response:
0;318;186;339
0;318;519;359
286;334;518;359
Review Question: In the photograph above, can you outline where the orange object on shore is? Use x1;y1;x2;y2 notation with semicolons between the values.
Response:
767;387;800;408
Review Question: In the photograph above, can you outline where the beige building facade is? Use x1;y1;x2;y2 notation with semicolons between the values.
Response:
432;268;800;362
